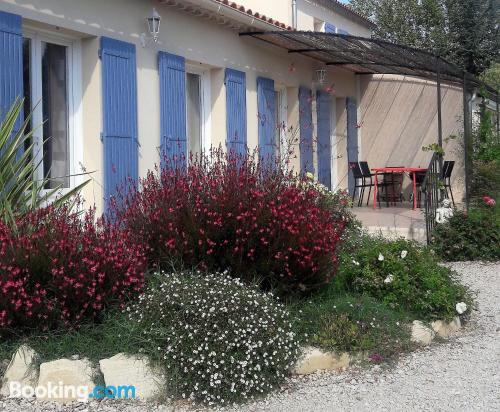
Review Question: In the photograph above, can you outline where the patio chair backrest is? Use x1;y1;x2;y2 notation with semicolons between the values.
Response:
359;161;371;177
349;162;364;179
442;160;455;179
415;171;426;185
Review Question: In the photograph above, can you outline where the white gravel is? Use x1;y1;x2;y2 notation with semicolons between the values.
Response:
1;261;499;412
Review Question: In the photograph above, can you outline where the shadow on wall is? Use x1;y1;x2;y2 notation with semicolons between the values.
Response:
357;74;465;204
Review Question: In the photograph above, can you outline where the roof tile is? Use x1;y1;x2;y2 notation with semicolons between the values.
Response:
211;0;294;31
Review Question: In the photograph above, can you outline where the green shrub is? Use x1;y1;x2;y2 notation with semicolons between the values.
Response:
335;234;472;320
472;109;500;163
124;271;300;405
432;206;500;261
471;160;500;201
292;294;411;359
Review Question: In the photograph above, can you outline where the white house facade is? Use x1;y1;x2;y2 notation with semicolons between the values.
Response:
0;0;466;214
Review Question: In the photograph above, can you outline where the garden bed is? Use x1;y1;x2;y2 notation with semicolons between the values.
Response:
0;127;475;407
0;230;473;406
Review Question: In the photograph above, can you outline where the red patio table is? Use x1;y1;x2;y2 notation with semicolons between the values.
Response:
372;167;427;210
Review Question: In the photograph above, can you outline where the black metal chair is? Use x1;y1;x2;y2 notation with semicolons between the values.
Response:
414;171;427;208
359;161;389;207
442;160;455;206
374;166;404;207
349;162;372;207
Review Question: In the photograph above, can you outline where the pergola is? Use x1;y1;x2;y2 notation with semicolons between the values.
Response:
240;31;500;209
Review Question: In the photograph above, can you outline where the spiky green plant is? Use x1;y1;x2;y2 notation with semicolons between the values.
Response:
0;99;88;225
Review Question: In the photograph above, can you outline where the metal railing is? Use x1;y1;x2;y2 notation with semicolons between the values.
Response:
421;152;442;244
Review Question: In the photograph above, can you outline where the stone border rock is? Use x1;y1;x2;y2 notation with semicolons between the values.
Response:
0;316;464;402
411;316;462;345
36;358;95;403
99;353;165;400
293;347;350;375
0;345;38;398
0;351;165;404
295;316;464;375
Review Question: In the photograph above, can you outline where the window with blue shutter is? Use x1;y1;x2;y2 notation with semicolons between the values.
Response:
317;90;332;189
100;37;138;210
346;97;359;195
158;51;187;168
0;11;23;133
225;68;247;156
257;76;276;164
325;22;336;33
299;86;314;174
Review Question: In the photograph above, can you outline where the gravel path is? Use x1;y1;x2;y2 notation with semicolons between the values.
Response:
1;261;499;412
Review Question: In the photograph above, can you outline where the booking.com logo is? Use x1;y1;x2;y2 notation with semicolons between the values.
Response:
9;381;136;401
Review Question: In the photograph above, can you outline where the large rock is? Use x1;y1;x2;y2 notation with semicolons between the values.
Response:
36;358;94;403
0;345;38;397
99;353;165;400
293;347;350;375
411;320;435;345
431;316;461;338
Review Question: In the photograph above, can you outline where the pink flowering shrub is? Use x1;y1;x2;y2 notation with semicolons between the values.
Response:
0;206;146;332
483;195;496;206
115;151;346;294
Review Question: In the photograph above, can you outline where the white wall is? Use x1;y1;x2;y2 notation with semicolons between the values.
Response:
238;0;373;35
297;0;372;35
238;0;292;28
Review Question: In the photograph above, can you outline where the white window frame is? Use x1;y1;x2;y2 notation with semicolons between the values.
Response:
185;63;211;156
274;84;288;169
22;25;83;194
314;18;325;32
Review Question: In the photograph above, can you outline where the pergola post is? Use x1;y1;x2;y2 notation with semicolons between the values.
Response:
463;72;471;211
436;56;444;177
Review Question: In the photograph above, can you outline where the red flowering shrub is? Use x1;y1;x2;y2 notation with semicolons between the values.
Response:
0;206;146;332
115;151;346;294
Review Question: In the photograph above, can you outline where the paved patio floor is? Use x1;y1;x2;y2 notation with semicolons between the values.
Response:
352;206;427;242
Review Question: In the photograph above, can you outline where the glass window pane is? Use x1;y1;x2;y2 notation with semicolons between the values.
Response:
41;42;69;189
186;72;201;156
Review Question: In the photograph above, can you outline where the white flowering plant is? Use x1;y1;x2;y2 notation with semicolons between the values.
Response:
335;234;473;321
124;270;300;405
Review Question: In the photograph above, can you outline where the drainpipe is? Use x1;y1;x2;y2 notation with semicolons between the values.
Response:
292;0;297;29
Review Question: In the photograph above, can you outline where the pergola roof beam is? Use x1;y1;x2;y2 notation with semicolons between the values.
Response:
239;31;498;99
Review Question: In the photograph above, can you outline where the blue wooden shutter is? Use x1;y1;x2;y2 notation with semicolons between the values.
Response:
317;91;332;189
346;97;359;195
325;23;336;33
225;68;247;155
257;76;276;163
299;86;314;174
0;11;23;133
158;51;187;168
100;37;138;209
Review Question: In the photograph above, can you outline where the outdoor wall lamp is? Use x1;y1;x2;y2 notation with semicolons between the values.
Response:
316;68;327;84
140;8;161;47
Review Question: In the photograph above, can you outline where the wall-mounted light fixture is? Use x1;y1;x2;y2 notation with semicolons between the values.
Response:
316;68;327;84
140;8;161;47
